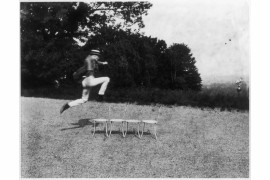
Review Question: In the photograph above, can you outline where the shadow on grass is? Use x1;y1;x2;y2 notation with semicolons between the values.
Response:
61;118;97;131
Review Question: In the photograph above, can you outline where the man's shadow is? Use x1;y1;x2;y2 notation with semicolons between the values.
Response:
61;118;100;131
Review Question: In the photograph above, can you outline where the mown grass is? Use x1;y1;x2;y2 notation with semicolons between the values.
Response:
21;97;249;178
21;82;249;111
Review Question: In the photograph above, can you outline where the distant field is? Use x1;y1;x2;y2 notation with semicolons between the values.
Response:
21;97;249;178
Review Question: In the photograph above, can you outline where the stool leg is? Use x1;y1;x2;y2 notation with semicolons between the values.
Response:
108;121;112;137
122;121;128;137
154;123;158;140
121;121;124;137
137;123;141;139
105;121;109;137
138;122;144;139
141;122;146;138
123;122;128;137
92;121;96;136
121;121;127;137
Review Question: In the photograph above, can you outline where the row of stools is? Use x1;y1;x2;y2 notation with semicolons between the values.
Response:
91;105;161;139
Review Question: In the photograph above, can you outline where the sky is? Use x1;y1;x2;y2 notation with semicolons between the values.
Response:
141;0;249;83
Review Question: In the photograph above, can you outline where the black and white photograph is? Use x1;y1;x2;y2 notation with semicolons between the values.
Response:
19;0;250;178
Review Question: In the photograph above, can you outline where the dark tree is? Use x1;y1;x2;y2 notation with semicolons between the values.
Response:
84;27;168;89
20;2;202;92
166;43;202;90
20;2;152;87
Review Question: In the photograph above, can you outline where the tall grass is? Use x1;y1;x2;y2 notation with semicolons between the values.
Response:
21;83;249;111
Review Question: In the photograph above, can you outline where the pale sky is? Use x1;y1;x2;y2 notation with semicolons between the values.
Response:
142;0;249;82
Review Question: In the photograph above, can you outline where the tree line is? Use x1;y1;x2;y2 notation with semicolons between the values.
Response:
21;2;202;91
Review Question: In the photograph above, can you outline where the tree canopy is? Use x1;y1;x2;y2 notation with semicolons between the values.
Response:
21;2;201;91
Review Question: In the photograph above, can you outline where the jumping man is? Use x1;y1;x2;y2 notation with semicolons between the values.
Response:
60;49;110;114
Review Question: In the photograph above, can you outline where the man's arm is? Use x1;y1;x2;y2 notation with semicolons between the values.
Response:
96;60;108;65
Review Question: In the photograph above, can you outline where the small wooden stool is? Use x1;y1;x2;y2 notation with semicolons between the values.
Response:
92;118;109;137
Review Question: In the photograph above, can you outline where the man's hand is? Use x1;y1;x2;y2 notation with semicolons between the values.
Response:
54;80;60;89
103;61;108;65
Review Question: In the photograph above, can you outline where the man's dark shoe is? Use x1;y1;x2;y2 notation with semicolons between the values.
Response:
60;103;70;114
97;95;104;102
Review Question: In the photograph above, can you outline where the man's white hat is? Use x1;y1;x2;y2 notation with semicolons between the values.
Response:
90;49;101;56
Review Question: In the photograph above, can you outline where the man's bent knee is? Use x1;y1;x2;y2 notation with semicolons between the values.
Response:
106;77;110;82
82;97;88;103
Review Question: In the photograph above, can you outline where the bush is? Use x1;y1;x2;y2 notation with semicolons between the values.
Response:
21;83;249;111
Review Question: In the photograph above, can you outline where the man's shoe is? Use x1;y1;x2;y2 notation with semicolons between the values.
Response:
60;103;70;114
97;95;104;102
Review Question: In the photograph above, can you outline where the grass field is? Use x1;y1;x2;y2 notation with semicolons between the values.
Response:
21;97;249;178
